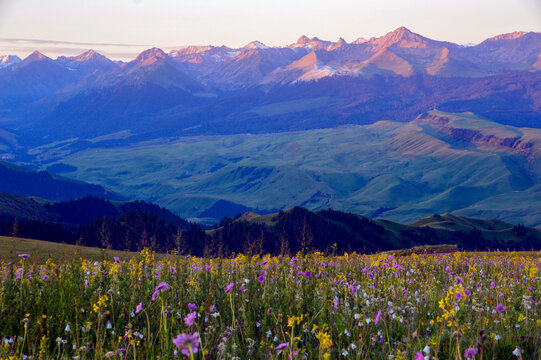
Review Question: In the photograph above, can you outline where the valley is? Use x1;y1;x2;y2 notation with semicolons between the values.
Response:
29;111;541;226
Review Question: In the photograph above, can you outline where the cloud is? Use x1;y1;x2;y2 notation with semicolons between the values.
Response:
0;38;156;61
0;38;152;48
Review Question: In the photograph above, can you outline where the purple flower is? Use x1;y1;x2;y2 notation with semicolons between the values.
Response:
464;347;478;359
445;266;450;272
496;304;505;312
209;304;215;312
303;270;312;279
113;257;122;265
155;281;169;292
258;275;265;283
205;265;211;272
172;332;200;357
455;276;463;285
225;282;234;294
188;303;197;311
135;302;143;314
18;254;30;259
490;281;496;288
289;350;299;359
375;311;382;325
348;284;356;295
415;352;424;360
152;290;159;302
464;289;471;297
275;342;289;351
184;312;197;326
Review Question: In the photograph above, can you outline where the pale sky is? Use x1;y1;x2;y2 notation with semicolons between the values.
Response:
0;0;540;61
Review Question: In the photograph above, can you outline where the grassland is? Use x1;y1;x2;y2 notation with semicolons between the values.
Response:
0;236;141;263
30;111;541;226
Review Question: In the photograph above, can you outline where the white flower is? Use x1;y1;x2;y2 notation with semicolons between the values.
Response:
512;347;521;357
342;350;349;356
495;334;500;341
354;314;360;320
65;324;71;332
423;345;430;354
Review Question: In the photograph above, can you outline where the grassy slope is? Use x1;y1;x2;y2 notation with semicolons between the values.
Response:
32;111;541;226
0;236;141;263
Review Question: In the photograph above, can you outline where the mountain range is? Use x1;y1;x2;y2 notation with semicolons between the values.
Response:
0;27;540;148
0;27;540;227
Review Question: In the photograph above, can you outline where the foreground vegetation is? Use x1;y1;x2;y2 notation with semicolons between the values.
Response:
0;249;539;359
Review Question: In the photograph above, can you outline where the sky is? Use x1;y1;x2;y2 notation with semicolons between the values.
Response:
0;0;540;61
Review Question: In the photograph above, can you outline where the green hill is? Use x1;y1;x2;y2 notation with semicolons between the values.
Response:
35;111;541;226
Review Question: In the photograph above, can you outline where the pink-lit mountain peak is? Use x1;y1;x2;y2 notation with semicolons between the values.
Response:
72;49;99;61
24;51;49;62
133;47;168;65
487;31;530;42
242;41;269;50
290;35;330;50
372;26;431;49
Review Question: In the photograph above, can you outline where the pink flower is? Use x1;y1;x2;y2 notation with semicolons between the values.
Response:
258;275;265;283
209;304;216;312
184;312;197;326
18;254;30;259
188;303;197;311
275;343;289;351
135;302;143;314
375;311;382;325
113;257;122;265
303;270;312;279
496;304;505;312
205;265;211;272
348;284;356;295
172;332;200;357
225;282;234;293
415;352;424;360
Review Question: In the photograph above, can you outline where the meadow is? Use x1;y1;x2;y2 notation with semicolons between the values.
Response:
0;248;539;359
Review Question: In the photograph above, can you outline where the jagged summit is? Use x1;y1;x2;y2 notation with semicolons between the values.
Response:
487;31;529;41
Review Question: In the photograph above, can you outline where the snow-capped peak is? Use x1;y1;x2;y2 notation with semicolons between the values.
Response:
243;41;269;50
0;55;21;64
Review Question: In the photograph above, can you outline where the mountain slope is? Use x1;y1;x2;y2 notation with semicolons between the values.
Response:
0;160;121;201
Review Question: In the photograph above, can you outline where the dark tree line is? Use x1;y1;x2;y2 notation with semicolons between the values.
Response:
1;205;540;256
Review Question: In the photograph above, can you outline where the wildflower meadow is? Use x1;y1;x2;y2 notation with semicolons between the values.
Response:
1;249;540;359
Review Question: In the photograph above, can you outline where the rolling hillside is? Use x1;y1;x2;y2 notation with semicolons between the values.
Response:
35;111;541;226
